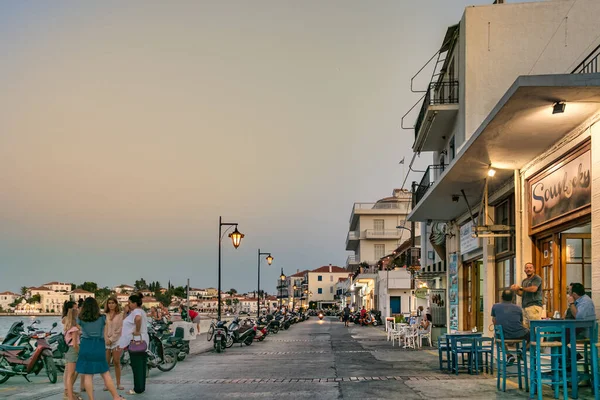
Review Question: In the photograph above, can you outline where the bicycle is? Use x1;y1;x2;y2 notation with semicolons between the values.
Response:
206;319;217;341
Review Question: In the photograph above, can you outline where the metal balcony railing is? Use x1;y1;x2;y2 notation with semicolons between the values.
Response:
414;81;459;139
346;255;359;266
572;44;600;74
414;164;445;205
364;229;401;239
347;231;359;241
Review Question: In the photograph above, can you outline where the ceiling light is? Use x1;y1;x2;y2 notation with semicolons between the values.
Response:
552;101;566;114
487;168;496;177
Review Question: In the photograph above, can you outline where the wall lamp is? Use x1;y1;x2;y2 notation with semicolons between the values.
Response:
553;101;566;114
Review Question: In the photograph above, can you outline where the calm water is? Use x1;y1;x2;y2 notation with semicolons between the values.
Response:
0;316;63;339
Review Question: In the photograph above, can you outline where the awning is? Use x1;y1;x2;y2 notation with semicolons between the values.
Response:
409;73;600;222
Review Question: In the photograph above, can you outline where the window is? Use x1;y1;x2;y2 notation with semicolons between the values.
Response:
496;257;516;302
318;275;323;282
318;288;323;294
330;276;333;282
494;198;514;255
330;286;333;293
374;219;384;233
374;244;385;259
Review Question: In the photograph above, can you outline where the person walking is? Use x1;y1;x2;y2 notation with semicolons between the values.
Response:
511;262;543;328
343;304;351;327
76;297;124;400
63;302;81;400
119;294;149;395
104;297;124;392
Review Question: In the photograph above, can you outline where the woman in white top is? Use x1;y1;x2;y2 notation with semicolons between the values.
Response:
118;294;148;395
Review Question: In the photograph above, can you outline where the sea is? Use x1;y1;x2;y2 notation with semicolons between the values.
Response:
0;315;63;339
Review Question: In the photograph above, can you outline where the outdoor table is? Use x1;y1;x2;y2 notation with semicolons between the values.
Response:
529;319;597;399
444;331;483;373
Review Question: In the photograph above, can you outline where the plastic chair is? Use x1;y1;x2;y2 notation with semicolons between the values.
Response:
386;320;395;341
529;325;568;400
404;325;418;349
474;337;494;374
451;336;475;375
418;323;433;348
494;325;528;392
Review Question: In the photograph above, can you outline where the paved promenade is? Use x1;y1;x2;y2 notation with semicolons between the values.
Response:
2;317;596;399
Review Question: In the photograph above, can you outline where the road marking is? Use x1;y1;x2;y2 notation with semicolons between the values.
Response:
212;350;373;356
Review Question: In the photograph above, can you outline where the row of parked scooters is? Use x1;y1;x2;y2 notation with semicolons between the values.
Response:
208;310;310;353
0;317;193;385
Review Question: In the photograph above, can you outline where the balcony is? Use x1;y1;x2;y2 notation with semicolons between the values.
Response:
413;81;459;152
346;254;360;268
345;230;360;250
573;44;599;74
414;165;445;206
364;229;402;239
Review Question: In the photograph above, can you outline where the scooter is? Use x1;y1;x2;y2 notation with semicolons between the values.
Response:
2;320;38;347
213;321;228;353
121;323;178;372
47;331;68;372
0;324;58;384
225;317;256;348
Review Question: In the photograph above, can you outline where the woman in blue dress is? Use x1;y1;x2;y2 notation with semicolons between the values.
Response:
76;297;126;400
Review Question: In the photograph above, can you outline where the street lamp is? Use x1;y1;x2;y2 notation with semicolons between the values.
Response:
218;216;244;321
279;269;286;309
257;249;273;317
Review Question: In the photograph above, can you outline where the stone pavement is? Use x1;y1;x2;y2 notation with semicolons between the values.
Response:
2;317;596;399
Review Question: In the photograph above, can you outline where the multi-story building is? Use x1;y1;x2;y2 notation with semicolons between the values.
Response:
286;270;309;310
306;265;351;308
113;284;135;294
42;282;72;293
205;288;218;297
27;286;53;299
70;289;95;302
189;288;208;298
345;189;413;270
0;291;20;311
406;0;600;333
41;292;70;313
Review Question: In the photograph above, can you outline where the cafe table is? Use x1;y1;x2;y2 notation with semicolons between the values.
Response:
444;331;483;373
529;319;597;399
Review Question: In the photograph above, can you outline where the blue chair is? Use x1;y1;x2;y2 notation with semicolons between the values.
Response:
451;336;475;375
494;325;528;392
474;337;494;375
529;325;568;400
588;321;599;400
438;335;450;371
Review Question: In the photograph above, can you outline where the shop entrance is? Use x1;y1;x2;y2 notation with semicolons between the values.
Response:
463;259;483;332
533;222;591;316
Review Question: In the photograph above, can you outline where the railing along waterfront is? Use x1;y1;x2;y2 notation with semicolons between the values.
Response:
414;81;459;139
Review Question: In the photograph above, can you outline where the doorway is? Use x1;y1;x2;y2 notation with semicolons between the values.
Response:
463;259;483;332
390;297;401;314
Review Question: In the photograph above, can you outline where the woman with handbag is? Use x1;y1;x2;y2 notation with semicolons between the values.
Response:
118;293;149;395
76;297;125;400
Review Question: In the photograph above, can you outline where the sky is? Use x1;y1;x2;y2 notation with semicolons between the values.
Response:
0;0;542;294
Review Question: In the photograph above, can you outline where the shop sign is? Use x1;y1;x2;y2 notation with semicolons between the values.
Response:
448;253;459;332
460;220;480;254
529;146;591;229
414;288;428;299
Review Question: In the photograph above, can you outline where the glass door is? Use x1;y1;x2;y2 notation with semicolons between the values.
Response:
562;234;592;305
463;260;483;332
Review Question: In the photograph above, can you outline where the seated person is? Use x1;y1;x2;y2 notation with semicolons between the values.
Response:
492;289;529;365
566;282;596;344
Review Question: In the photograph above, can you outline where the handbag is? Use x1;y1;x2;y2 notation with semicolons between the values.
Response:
128;335;147;353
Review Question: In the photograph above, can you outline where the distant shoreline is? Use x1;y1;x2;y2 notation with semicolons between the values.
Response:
0;313;61;317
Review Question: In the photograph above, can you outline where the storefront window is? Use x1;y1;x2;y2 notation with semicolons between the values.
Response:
494;198;514;256
496;257;515;302
565;237;592;295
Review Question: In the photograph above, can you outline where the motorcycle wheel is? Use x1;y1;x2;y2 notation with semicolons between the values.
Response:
225;336;234;348
0;356;11;384
44;356;58;384
272;326;279;334
214;341;223;353
177;352;187;361
157;348;178;372
244;337;253;346
207;325;214;342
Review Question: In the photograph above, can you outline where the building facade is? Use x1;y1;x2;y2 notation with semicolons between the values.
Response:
407;0;600;333
42;282;72;293
306;265;351;307
0;292;19;311
70;289;95;302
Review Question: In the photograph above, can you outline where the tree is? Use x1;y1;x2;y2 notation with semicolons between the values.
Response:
150;281;162;295
28;294;41;304
20;286;28;296
9;298;23;307
232;298;240;312
171;286;186;298
134;279;148;291
155;292;172;307
71;283;76;291
78;282;98;293
227;288;237;295
95;287;112;306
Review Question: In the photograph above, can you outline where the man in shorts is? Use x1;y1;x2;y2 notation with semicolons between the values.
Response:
343;304;350;327
511;262;543;328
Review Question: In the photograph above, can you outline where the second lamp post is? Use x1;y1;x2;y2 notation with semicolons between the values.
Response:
257;249;273;317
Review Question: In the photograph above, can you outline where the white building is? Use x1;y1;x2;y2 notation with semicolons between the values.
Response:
0;292;20;311
27;286;53;299
189;288;208;298
305;265;351;307
345;189;414;270
406;0;600;333
113;284;135;294
41;292;70;313
70;289;95;302
42;282;72;293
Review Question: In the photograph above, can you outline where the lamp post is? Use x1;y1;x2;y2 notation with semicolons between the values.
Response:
257;249;273;317
218;216;244;321
279;269;286;309
290;284;297;311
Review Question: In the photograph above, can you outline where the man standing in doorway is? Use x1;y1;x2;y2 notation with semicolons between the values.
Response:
511;262;543;328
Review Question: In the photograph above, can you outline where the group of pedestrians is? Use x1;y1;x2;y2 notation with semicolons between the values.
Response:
61;293;149;400
492;262;596;364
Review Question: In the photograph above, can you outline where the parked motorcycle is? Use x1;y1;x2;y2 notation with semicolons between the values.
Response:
0;323;58;384
2;320;38;347
121;323;177;372
225;317;256;348
47;331;68;372
153;319;190;362
213;321;228;353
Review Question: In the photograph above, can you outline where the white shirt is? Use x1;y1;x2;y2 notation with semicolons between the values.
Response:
119;308;149;349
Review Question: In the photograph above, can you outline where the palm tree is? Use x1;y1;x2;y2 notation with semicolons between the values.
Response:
20;286;28;296
233;298;240;312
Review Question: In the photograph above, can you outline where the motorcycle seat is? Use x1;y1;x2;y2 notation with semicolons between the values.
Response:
0;344;27;351
167;336;182;344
